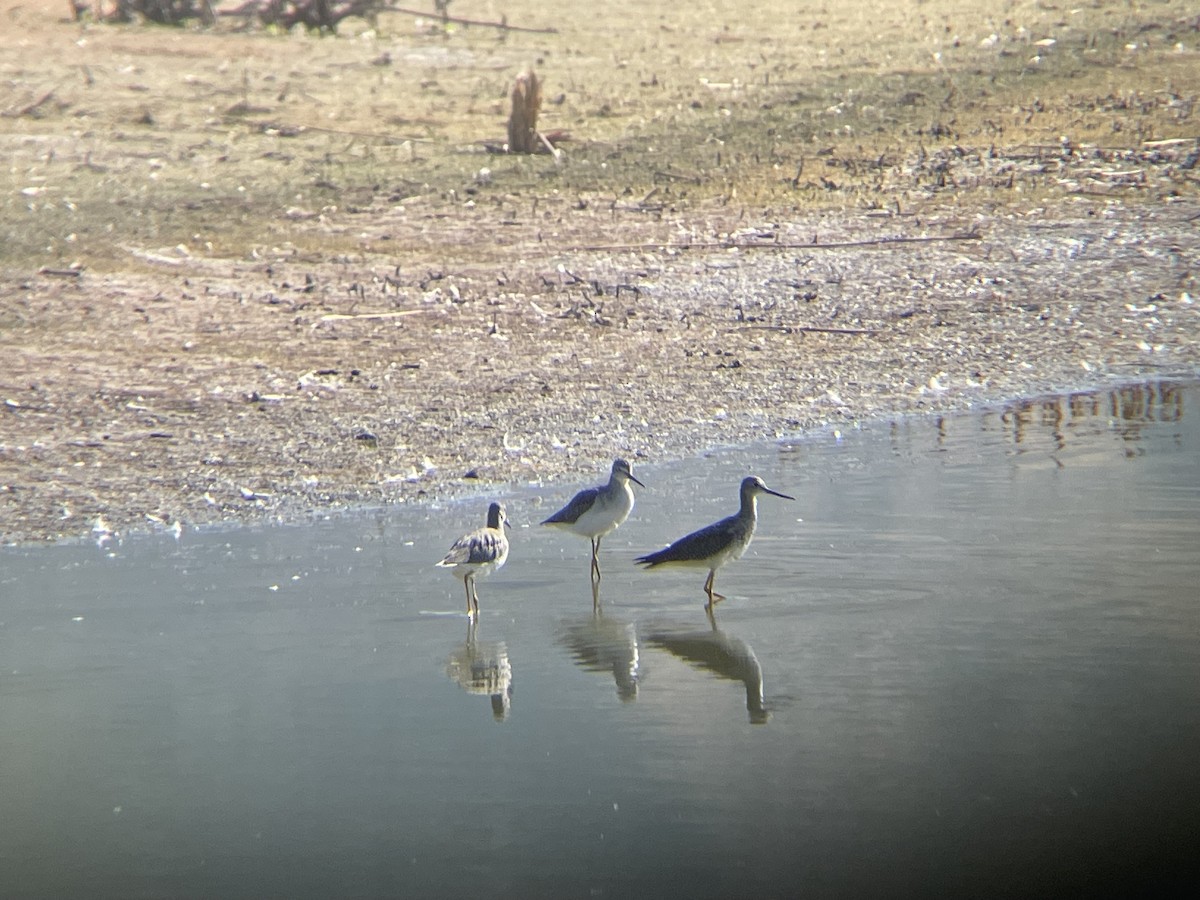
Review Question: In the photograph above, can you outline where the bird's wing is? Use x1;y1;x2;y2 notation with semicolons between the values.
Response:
541;486;600;525
440;528;504;566
635;515;740;566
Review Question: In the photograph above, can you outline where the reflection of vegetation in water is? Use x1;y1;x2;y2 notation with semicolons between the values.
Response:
1109;382;1186;424
882;382;1191;466
993;381;1186;455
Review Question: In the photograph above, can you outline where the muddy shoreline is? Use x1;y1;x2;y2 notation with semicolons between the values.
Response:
3;1;1199;544
4;201;1198;546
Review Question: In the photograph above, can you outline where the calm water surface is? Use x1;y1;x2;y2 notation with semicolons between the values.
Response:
2;381;1199;898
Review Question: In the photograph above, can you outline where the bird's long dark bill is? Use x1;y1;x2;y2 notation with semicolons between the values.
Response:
764;487;795;500
629;474;647;488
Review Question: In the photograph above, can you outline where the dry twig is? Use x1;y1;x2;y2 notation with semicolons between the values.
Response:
565;231;982;253
387;4;557;34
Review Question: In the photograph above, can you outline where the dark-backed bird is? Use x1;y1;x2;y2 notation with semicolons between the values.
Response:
635;476;793;607
436;501;511;616
542;458;645;581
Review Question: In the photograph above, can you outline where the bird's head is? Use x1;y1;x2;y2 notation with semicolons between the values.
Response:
613;458;646;488
487;502;511;531
742;476;794;501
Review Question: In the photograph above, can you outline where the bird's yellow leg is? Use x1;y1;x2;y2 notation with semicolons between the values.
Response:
704;570;726;605
591;537;602;582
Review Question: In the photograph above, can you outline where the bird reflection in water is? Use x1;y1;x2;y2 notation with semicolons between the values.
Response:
445;617;513;721
646;606;768;724
557;582;641;701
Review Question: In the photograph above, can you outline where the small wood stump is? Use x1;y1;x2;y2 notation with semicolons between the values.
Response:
507;70;542;154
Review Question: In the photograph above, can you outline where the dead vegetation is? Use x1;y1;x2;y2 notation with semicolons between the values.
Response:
1;0;1198;542
68;0;554;32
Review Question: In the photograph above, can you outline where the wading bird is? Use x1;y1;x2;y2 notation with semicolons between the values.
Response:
635;476;793;607
542;458;645;582
437;501;511;616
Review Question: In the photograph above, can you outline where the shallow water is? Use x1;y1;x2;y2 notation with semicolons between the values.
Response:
2;381;1198;898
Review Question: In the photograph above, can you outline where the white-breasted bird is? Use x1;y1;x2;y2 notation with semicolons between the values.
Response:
542;458;646;581
437;501;511;616
635;476;793;607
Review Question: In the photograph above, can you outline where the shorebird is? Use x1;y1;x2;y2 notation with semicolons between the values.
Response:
542;458;645;582
635;476;794;607
436;501;511;616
